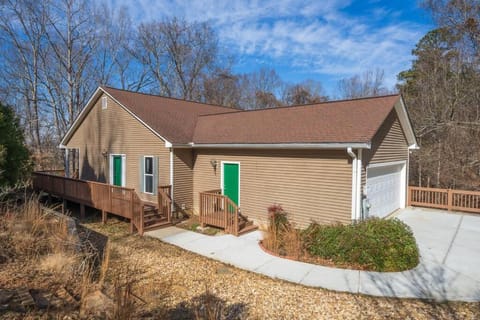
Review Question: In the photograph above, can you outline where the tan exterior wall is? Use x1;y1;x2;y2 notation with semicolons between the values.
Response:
173;148;194;211
65;94;170;203
360;110;409;194
365;110;408;165
193;149;352;227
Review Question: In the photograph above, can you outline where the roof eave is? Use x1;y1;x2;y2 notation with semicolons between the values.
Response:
395;96;419;148
189;142;371;149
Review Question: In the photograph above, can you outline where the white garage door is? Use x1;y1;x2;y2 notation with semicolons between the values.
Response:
366;163;405;218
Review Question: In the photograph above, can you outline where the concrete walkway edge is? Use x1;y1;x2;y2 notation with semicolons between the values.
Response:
146;208;480;302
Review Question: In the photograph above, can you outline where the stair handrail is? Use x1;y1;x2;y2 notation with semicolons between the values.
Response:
158;185;172;223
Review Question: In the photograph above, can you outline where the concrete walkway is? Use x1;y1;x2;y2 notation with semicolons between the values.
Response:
146;207;480;302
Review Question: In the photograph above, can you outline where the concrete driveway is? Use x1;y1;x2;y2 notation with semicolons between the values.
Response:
147;207;480;302
396;207;480;296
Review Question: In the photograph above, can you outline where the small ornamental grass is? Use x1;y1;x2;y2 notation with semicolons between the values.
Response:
303;218;419;272
262;204;303;259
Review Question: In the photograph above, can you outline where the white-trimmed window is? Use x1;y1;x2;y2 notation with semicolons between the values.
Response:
144;156;154;194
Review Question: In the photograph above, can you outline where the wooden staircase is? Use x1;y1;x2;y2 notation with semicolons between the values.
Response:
142;203;171;232
237;212;258;235
199;191;258;236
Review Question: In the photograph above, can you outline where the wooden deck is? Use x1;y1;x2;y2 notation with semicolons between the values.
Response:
408;186;480;214
32;171;172;235
199;190;257;236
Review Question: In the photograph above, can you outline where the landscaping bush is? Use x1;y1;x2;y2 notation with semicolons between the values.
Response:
262;204;302;258
302;218;419;272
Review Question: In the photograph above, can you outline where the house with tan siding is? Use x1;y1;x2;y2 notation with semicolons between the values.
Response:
59;86;417;232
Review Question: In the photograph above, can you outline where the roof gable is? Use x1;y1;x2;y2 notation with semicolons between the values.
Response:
61;87;237;147
192;95;415;146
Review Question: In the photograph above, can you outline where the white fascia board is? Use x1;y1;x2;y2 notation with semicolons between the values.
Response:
395;97;419;148
102;90;173;147
190;142;371;149
60;87;104;146
60;87;174;148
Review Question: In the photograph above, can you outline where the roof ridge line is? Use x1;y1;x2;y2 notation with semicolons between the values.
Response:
196;93;401;118
100;85;241;111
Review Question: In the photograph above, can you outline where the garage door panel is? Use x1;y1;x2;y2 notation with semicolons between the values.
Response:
367;164;403;218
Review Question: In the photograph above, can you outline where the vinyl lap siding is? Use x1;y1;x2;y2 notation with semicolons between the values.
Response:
361;110;409;195
366;110;408;165
66;94;170;203
173;149;194;211
193;149;352;227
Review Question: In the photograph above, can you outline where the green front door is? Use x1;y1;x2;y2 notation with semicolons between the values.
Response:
223;163;239;205
113;155;122;186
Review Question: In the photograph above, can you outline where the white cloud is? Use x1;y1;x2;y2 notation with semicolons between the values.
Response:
107;0;430;94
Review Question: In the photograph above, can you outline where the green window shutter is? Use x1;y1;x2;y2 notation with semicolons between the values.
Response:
153;156;159;195
139;156;145;193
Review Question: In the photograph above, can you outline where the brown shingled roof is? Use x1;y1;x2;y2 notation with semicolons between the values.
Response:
101;86;238;144
99;87;401;146
192;95;401;145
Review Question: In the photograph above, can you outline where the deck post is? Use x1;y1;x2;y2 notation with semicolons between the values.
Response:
80;204;85;220
102;210;107;224
407;186;411;207
447;189;453;211
62;199;67;215
129;220;134;234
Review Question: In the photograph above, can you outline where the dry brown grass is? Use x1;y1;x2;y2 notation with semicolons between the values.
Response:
281;226;303;259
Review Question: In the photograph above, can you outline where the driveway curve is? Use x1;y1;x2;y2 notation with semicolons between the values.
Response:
146;207;480;302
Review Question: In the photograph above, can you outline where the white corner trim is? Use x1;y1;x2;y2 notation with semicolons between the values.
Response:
220;161;241;207
170;149;174;212
356;149;362;220
347;148;357;220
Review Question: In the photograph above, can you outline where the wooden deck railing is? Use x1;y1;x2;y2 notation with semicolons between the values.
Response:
408;186;480;214
199;191;239;235
158;185;172;224
32;171;146;234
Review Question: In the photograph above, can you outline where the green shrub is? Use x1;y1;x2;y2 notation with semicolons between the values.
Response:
0;102;30;187
303;218;419;272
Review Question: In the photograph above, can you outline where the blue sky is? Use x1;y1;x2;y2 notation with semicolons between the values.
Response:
108;0;433;96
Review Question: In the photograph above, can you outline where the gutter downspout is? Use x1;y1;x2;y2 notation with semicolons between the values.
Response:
357;149;362;220
347;148;357;221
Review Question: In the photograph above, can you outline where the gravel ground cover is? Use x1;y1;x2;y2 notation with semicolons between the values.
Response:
81;216;480;319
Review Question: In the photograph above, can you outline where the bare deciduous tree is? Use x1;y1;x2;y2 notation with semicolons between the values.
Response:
282;79;328;105
398;26;480;189
337;69;389;99
134;18;219;100
238;68;283;109
0;0;48;153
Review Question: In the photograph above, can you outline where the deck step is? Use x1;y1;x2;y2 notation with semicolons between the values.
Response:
144;212;166;220
237;224;258;236
143;220;172;231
